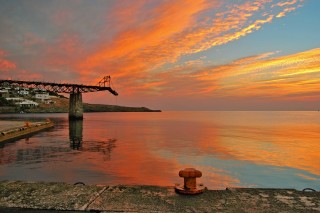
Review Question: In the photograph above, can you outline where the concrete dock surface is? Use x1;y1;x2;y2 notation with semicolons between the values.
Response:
0;120;54;143
0;181;319;212
0;121;25;132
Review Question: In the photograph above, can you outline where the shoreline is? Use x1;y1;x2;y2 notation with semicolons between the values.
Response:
0;180;319;212
0;110;162;115
0;103;161;114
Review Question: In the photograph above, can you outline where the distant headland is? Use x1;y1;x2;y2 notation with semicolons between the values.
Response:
0;79;160;114
0;90;161;113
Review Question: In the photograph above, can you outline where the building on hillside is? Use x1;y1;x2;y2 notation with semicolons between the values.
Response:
15;100;39;107
5;97;24;103
0;89;9;98
33;88;47;93
35;93;50;102
1;87;11;90
18;89;29;96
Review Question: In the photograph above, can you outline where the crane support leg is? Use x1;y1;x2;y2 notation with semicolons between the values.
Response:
69;93;83;120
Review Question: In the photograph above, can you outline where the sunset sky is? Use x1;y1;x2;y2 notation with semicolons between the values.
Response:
1;0;320;110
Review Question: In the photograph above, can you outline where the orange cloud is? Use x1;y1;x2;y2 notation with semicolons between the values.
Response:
273;0;298;7
1;0;304;99
80;0;211;70
76;0;303;94
121;47;319;104
276;7;297;18
188;49;320;96
0;50;16;72
0;49;44;80
113;50;320;102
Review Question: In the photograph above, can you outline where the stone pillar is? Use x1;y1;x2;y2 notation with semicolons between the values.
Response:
69;93;83;120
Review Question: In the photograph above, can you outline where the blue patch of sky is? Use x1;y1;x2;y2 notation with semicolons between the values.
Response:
0;0;117;51
174;0;320;68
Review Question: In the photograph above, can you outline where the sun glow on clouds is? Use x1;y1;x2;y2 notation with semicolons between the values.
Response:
0;50;16;72
0;49;43;80
185;48;320;99
1;0;314;108
77;0;303;93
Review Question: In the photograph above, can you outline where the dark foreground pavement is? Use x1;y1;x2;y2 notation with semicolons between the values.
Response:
0;207;83;213
0;181;319;212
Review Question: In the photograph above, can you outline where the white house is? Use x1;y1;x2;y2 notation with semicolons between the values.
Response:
0;89;9;97
1;87;11;90
6;97;24;102
15;100;39;107
18;90;29;95
33;88;47;92
35;93;50;101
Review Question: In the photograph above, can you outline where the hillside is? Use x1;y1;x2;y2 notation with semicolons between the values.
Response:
0;97;161;113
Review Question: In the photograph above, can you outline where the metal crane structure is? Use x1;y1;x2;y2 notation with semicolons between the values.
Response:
0;76;118;119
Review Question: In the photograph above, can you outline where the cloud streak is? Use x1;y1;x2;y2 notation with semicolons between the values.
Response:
75;0;304;95
181;48;320;100
0;0;310;109
0;50;16;72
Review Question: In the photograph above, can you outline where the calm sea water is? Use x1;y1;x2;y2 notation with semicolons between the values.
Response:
0;111;319;190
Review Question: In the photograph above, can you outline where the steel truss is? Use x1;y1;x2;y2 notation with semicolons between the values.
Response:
0;76;118;95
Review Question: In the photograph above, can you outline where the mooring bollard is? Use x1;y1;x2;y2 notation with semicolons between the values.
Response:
24;121;30;127
175;168;206;195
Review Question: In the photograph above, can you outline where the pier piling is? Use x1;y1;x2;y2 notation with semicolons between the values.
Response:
69;93;83;120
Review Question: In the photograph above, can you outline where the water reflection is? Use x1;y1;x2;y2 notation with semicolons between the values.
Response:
82;139;117;161
69;120;83;150
0;112;319;189
0;117;118;167
0;143;70;165
69;119;117;160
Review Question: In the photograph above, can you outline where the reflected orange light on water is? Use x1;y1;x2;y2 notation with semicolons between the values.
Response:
75;112;320;188
0;112;319;189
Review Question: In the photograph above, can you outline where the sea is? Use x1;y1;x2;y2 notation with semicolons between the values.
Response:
0;111;319;190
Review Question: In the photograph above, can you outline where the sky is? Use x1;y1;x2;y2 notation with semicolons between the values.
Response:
1;0;320;110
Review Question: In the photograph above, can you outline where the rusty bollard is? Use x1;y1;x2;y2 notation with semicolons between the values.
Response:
24;121;30;127
175;168;206;195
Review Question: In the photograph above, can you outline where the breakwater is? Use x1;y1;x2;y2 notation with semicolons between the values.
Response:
0;121;54;143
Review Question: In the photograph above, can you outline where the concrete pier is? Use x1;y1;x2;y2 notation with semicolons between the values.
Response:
0;121;54;143
0;181;319;212
69;93;83;120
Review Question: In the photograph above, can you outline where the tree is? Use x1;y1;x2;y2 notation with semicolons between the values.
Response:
0;97;13;106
